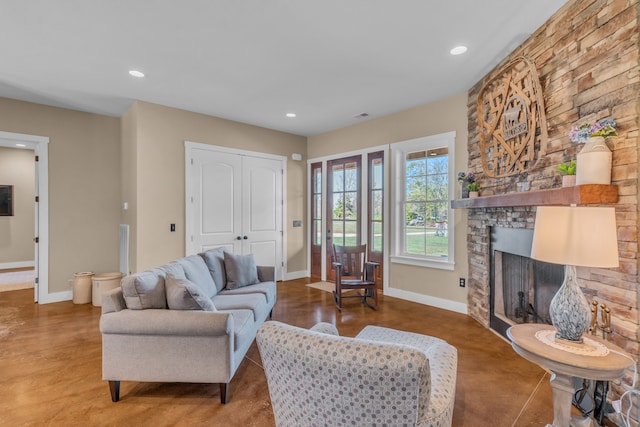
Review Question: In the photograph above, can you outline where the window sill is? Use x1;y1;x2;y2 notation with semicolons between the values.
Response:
390;255;455;271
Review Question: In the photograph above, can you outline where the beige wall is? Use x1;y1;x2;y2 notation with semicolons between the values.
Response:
308;93;469;307
0;97;121;294
0;147;35;264
125;101;307;272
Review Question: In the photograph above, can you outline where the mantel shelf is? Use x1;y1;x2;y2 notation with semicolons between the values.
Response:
450;184;618;209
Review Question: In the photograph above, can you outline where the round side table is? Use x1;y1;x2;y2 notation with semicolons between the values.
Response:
508;324;633;427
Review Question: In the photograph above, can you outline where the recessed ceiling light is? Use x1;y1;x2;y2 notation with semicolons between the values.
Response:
286;113;296;118
450;46;468;55
15;143;26;147
129;70;145;78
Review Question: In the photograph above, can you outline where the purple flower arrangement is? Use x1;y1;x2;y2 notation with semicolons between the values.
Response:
457;172;475;184
569;118;617;143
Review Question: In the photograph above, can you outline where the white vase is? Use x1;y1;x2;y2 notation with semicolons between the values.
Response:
549;265;591;342
575;136;612;185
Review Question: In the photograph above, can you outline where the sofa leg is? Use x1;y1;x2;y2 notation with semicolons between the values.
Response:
109;381;120;402
220;383;229;404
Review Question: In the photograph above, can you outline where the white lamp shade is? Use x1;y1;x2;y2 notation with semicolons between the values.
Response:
531;206;619;268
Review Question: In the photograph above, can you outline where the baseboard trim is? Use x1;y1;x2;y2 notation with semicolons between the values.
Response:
39;290;72;304
0;261;35;270
283;270;308;281
384;287;468;314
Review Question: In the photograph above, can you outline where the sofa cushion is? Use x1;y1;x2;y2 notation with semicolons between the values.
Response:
165;273;217;311
177;255;218;298
213;293;268;321
120;269;168;310
199;248;227;293
224;252;259;289
218;281;276;305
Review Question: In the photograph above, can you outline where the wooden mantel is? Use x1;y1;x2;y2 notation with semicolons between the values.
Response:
451;184;618;209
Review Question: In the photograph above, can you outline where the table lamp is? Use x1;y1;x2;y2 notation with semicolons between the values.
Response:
530;206;618;343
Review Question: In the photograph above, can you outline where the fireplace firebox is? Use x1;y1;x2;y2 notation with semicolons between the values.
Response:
489;227;564;338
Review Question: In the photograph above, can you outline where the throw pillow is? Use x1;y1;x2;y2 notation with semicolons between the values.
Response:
165;272;216;311
199;247;227;293
224;252;259;289
120;269;168;309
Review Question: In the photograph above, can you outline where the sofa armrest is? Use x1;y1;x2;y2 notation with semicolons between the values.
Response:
257;265;275;282
100;309;233;337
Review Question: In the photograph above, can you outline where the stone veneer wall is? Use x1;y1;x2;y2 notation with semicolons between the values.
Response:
465;0;640;364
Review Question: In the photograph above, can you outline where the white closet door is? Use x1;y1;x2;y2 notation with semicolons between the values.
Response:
191;148;242;254
242;155;282;270
188;145;283;279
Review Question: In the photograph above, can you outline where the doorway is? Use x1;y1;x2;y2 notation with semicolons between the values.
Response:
310;149;385;288
0;131;49;303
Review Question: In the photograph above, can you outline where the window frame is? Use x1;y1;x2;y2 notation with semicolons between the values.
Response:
390;131;456;270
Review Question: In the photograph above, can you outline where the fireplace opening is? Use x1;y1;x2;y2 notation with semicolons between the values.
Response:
489;227;564;338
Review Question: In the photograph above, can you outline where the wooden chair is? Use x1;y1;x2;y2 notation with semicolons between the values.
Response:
332;244;379;310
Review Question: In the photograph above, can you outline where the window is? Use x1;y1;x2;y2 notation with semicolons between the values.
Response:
391;131;455;270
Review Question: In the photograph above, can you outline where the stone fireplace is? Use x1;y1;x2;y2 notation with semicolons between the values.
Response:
462;0;639;359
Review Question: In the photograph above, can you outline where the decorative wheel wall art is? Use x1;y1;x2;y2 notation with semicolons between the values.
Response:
477;56;548;178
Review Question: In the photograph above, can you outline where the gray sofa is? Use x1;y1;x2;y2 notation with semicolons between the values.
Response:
99;248;276;404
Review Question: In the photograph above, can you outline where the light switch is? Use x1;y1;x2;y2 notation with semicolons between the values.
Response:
170;224;176;232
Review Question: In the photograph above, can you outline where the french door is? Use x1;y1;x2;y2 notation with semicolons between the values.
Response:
310;152;383;286
326;156;361;281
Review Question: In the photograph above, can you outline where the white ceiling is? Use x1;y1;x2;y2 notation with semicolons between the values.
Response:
0;1;567;136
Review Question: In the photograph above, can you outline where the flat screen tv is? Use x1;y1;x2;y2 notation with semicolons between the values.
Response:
0;185;14;216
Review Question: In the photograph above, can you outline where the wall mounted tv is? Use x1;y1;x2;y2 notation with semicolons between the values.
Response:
0;185;14;216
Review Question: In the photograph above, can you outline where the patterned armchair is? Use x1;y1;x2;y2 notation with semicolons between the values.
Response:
256;321;458;427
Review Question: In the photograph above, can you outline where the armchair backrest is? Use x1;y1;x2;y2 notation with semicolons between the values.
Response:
256;321;431;427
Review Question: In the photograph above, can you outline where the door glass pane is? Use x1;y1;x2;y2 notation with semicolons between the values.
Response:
314;194;322;218
372;158;383;189
344;191;358;219
332;220;345;246
314;219;322;245
372;190;382;220
344;220;357;246
332;193;344;219
314;169;322;193
372;222;382;252
332;166;344;192
345;162;358;191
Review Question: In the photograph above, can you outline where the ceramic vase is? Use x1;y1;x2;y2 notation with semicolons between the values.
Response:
576;136;612;185
469;191;479;198
460;184;469;199
549;265;591;342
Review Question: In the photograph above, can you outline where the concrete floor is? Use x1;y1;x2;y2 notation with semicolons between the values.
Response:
0;278;580;426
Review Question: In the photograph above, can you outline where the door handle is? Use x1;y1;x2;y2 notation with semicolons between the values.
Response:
243;236;248;240
236;236;242;240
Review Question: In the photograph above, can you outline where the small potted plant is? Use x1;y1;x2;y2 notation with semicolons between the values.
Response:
467;182;479;198
557;160;576;187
